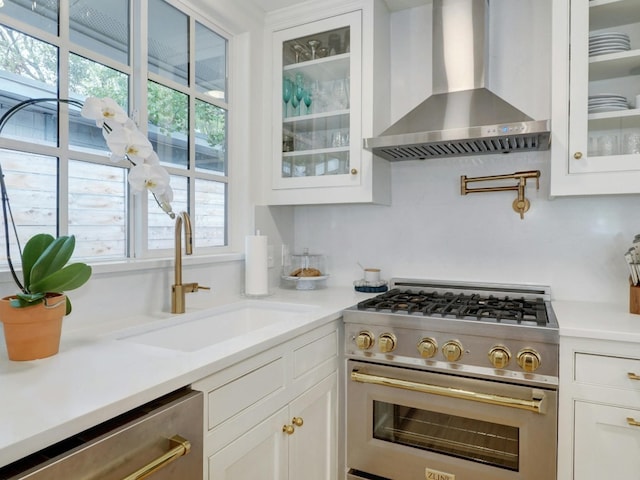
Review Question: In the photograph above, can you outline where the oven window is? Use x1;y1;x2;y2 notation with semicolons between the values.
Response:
373;401;519;471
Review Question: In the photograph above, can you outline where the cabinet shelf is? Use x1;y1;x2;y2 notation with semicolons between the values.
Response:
282;146;349;157
588;49;640;81
284;55;350;82
590;0;640;30
283;110;349;125
588;108;640;129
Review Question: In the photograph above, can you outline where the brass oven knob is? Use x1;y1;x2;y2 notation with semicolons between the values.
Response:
417;338;438;358
379;333;397;353
355;331;375;350
517;348;541;372
488;345;511;369
442;340;463;362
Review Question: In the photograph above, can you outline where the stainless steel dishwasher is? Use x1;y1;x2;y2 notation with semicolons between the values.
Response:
0;388;203;479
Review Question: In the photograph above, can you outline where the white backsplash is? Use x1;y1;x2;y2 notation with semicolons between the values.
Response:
292;153;640;304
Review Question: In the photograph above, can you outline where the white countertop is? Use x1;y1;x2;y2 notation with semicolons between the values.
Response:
553;299;640;343
0;286;370;468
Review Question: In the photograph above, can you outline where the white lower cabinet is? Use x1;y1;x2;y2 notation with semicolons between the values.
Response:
558;336;640;479
192;321;340;480
211;373;337;480
573;401;640;479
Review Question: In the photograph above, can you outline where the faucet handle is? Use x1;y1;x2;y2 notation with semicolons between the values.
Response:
183;282;210;293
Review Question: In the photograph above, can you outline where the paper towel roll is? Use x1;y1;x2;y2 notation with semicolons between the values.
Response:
245;234;269;296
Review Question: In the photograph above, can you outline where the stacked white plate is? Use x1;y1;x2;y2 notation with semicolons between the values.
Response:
588;93;629;113
589;32;631;56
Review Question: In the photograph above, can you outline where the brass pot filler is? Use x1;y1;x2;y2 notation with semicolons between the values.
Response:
461;170;541;220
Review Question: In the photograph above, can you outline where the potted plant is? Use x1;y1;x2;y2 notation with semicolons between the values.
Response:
0;234;91;360
0;97;175;361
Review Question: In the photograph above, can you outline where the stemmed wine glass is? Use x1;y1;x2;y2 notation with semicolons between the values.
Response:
303;88;312;114
307;40;321;60
295;73;305;115
290;90;300;116
282;77;292;118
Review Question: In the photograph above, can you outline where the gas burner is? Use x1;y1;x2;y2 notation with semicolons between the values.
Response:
357;288;550;326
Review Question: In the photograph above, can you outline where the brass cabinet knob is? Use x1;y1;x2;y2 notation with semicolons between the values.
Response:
517;348;541;372
292;417;304;427
282;424;295;435
442;340;463;362
355;331;374;350
573;152;583;160
417;338;438;358
488;345;511;369
350;168;358;175
378;333;397;353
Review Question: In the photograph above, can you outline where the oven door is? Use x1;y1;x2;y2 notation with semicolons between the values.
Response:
347;360;557;480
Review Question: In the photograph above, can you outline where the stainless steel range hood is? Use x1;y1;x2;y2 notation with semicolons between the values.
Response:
364;0;550;161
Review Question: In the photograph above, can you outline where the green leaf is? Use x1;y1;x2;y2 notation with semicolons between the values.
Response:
29;236;76;288
12;292;46;307
29;263;92;294
22;234;55;288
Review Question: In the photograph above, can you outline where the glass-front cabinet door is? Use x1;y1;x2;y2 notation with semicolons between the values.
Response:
566;0;640;179
272;11;362;191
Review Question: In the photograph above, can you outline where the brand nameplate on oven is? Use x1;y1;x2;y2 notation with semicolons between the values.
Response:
425;467;455;480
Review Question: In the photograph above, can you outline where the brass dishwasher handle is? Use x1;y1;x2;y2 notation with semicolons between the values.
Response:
351;369;546;414
121;435;191;480
627;417;640;427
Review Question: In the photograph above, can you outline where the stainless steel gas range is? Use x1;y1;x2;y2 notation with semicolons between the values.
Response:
344;279;559;480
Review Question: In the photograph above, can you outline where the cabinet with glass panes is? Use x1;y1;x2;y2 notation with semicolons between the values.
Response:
551;0;640;195
266;2;391;205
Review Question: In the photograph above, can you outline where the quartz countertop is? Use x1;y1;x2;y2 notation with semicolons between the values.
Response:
553;299;640;343
0;286;370;468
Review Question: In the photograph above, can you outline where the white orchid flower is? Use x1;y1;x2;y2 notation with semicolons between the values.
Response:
106;124;153;162
144;151;160;165
81;97;128;127
128;163;170;195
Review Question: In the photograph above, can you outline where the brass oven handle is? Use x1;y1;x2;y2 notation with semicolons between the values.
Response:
351;370;545;414
628;372;640;381
121;435;191;480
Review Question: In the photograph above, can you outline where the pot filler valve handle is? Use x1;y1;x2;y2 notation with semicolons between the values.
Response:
460;170;540;220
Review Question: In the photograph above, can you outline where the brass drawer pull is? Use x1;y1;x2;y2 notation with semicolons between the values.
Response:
122;435;191;480
627;372;640;381
627;417;640;427
351;369;545;414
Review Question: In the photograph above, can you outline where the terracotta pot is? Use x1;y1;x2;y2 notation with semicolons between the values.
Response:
0;293;66;361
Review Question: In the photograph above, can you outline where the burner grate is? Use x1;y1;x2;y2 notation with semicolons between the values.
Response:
357;288;549;326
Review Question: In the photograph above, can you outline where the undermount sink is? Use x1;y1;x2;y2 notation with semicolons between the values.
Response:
118;301;319;352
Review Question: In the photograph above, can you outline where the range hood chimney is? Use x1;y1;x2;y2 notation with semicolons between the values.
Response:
364;0;550;160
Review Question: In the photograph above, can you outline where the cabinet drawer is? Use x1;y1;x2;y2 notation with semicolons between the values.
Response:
293;330;337;378
208;358;285;430
575;353;640;392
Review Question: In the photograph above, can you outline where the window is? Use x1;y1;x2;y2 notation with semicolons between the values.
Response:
0;0;229;263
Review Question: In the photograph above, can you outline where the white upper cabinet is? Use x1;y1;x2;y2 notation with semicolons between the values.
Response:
551;0;640;195
262;0;391;205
